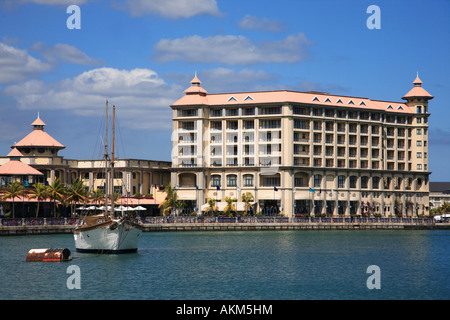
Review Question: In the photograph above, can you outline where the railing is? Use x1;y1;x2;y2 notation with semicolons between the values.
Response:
0;217;436;226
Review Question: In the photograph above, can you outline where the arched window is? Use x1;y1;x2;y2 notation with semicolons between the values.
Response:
227;174;237;187
211;175;221;188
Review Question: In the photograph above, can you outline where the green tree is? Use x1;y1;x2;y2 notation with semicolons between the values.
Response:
2;181;23;218
439;201;450;214
241;192;254;216
66;179;86;216
29;182;47;218
205;198;218;216
46;178;66;217
223;196;236;216
158;183;178;216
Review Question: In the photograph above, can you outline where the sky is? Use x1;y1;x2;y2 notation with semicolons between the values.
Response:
0;0;449;180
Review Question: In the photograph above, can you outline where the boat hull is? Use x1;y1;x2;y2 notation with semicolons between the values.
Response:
74;220;142;254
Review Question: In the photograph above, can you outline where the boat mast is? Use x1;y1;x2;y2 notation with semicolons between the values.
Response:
111;105;115;215
104;100;109;215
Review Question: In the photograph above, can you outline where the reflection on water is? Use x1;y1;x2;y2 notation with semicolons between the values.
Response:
0;230;449;300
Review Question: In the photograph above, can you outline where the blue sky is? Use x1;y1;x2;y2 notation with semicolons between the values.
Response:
0;0;449;180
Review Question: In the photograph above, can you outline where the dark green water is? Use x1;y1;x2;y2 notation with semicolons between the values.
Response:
0;230;449;300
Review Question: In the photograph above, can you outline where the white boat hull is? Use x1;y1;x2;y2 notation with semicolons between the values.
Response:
74;220;142;254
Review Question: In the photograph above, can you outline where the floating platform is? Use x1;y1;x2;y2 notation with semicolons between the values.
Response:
26;248;72;262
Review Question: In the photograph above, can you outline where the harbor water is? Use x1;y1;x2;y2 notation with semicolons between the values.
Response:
0;230;449;300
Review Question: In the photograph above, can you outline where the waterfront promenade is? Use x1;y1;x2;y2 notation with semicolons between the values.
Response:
1;216;449;235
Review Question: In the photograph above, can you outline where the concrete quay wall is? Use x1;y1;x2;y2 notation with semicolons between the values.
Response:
2;222;448;235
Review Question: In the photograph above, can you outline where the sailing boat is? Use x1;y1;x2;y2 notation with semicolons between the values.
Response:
74;102;143;253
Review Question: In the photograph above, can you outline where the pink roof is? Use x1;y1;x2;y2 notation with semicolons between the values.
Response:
402;74;433;100
31;116;46;127
7;148;23;157
0;160;43;176
172;89;413;114
14;121;65;149
172;75;436;114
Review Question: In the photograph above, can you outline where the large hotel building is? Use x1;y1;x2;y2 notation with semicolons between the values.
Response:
170;75;433;218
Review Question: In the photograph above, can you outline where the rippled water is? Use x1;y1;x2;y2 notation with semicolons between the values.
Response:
0;230;449;300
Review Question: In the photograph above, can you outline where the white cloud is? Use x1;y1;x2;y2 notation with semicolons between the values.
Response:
31;42;105;66
3;68;182;131
0;42;51;84
121;0;221;19
153;33;313;66
237;15;286;32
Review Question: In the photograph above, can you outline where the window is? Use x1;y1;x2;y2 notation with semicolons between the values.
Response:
260;120;281;129
417;164;422;170
349;176;357;188
179;109;197;117
417;140;422;147
260;107;281;115
244;95;253;101
294;120;309;129
312;96;319;102
417;129;422;135
227;174;237;187
243;108;255;115
261;176;280;187
227;121;238;130
294;177;305;187
226;108;238;116
211;121;222;130
244;120;254;130
372;177;380;189
243;174;253;187
228;96;237;102
338;175;345;188
210;109;222;117
361;176;369;189
314;174;322;188
181;122;195;130
417;152;422;159
211;175;221;187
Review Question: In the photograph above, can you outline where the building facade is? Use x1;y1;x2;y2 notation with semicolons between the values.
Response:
170;75;432;217
0;116;171;202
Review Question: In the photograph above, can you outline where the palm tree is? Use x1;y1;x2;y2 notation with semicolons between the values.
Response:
241;192;254;216
2;181;23;218
46;178;66;217
223;196;236;216
29;182;47;218
439;201;450;214
205;198;218;216
91;188;103;205
158;183;178;216
66;179;86;217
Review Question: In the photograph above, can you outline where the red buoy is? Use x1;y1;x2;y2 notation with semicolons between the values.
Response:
26;248;72;262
